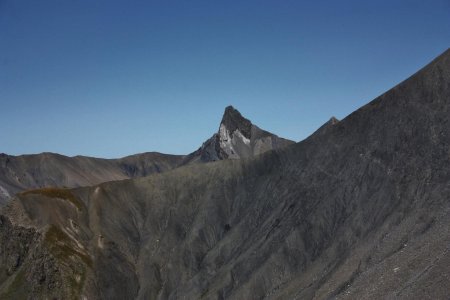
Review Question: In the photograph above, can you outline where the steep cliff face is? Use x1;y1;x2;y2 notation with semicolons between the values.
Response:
1;49;450;299
183;106;295;164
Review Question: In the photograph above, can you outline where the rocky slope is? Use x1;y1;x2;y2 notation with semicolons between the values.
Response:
182;106;295;164
1;48;450;299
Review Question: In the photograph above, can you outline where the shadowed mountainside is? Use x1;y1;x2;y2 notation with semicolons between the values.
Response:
1;49;450;299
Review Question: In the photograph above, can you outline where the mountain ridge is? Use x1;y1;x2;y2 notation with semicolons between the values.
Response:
0;151;185;206
0;107;295;205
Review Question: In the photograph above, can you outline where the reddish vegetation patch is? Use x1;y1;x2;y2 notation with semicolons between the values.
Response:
21;188;84;210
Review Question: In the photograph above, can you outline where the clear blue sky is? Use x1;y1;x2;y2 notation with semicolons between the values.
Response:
1;0;449;158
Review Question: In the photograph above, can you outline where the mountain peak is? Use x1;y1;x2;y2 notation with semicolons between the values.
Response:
310;116;340;137
329;116;339;124
220;105;252;138
224;105;237;114
181;105;294;164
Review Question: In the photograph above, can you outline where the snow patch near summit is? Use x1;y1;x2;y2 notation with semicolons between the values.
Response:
234;129;251;145
219;124;252;159
219;124;238;158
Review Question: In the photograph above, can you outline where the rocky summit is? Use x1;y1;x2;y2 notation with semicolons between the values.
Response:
1;49;450;299
182;106;295;164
